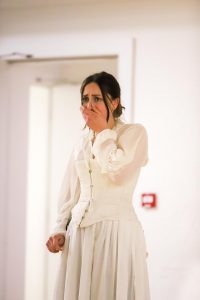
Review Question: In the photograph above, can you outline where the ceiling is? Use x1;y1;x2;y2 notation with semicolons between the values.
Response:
0;0;130;9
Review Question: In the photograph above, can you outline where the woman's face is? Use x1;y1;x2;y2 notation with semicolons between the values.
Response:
81;82;109;120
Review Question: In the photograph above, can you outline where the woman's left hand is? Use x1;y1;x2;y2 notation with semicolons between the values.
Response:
80;104;109;133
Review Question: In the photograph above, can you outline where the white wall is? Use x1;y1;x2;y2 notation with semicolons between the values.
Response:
0;63;10;300
133;28;200;299
0;1;199;299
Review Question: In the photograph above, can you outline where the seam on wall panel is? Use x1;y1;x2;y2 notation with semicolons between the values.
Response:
0;63;10;300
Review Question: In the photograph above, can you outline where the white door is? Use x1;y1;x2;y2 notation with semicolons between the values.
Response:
27;82;84;300
1;59;117;300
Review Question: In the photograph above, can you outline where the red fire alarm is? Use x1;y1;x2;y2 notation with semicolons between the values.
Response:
141;193;157;208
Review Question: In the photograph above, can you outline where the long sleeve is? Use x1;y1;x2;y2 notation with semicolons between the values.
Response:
91;123;148;178
51;150;80;236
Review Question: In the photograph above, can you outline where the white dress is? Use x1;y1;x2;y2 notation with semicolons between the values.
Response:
51;119;151;300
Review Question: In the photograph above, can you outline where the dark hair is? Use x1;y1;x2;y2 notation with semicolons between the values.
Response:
80;71;125;121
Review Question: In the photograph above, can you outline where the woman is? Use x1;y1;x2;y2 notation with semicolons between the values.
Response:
46;71;150;300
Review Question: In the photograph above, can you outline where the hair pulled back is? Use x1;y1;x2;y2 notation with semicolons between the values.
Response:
80;71;125;120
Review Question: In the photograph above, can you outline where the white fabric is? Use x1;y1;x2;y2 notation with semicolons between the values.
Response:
54;220;150;300
50;119;150;300
51;151;80;235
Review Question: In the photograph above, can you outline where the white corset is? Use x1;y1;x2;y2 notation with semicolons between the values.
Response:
51;120;148;235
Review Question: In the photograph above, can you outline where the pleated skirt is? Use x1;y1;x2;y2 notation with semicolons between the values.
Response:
53;219;150;300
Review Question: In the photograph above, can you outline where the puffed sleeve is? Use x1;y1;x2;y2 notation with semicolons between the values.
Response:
92;123;148;177
50;150;80;236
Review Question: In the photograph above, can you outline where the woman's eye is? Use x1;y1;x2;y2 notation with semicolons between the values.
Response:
81;97;88;104
94;97;102;102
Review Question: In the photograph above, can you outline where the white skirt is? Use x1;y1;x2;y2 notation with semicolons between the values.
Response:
53;219;150;300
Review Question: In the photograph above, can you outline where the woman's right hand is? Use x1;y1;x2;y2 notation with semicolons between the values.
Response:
46;234;65;253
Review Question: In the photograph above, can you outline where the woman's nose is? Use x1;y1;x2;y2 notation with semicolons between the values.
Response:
86;100;92;110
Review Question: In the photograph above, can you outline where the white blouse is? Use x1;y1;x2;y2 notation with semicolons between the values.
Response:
51;119;148;236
